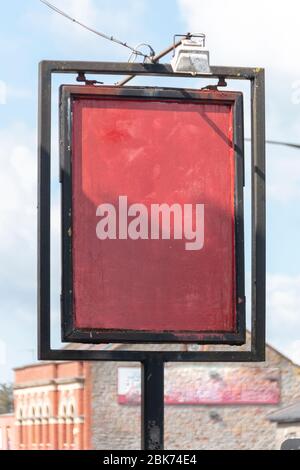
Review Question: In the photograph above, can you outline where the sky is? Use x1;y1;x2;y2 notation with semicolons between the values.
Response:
0;0;300;382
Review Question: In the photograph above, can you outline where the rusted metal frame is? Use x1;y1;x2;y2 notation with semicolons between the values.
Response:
38;61;265;363
39;60;260;80
250;68;266;361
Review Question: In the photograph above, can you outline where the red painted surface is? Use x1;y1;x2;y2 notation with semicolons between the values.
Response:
118;367;281;406
72;95;236;332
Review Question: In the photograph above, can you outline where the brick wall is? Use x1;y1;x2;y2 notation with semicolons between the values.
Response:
91;344;300;450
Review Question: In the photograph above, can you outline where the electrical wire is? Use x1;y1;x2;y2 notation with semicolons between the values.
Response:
128;43;155;63
39;0;154;60
245;138;300;149
265;140;300;149
37;0;300;151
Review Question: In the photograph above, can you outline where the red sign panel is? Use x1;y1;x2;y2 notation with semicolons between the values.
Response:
61;86;245;343
118;367;280;406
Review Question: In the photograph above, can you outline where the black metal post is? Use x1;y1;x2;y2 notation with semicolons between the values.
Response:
141;356;164;450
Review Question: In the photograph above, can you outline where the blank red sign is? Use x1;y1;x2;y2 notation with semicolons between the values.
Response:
71;91;240;338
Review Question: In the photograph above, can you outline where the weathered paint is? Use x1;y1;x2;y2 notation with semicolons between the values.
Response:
72;94;237;334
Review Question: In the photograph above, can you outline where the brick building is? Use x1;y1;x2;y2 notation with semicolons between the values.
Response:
268;401;300;449
0;340;299;450
13;361;91;450
90;342;300;450
0;414;14;450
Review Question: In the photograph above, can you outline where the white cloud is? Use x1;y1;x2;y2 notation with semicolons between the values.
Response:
0;123;36;254
6;85;33;101
30;0;147;58
50;0;99;24
178;0;300;76
0;121;61;376
267;274;300;325
285;340;300;366
267;274;300;364
178;0;300;207
0;122;60;261
291;80;300;105
268;150;300;203
0;80;7;105
0;121;59;304
0;339;6;366
0;123;37;377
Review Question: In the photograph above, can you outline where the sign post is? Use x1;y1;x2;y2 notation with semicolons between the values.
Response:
38;61;265;450
141;356;164;450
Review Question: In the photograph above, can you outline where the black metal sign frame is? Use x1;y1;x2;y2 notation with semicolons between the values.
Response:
60;84;245;346
38;61;265;450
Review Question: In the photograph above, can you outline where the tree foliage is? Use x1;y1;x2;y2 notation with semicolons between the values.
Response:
0;383;13;414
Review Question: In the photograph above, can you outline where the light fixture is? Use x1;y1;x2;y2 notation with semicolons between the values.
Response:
171;33;211;74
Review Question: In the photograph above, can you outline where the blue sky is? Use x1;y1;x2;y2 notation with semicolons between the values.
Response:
0;0;300;381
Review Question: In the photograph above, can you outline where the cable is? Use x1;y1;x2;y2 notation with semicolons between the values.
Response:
245;138;300;149
37;0;300;151
265;139;300;149
39;0;154;60
116;38;185;86
128;43;155;63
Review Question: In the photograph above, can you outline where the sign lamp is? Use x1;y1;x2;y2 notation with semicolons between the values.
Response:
171;33;210;74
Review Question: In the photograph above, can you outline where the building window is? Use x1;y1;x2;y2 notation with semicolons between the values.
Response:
45;406;50;448
69;404;75;449
7;427;11;451
19;409;24;448
62;405;67;449
16;404;27;449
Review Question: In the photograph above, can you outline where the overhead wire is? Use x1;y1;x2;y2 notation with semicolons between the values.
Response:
38;1;300;150
245;138;300;149
39;0;155;60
